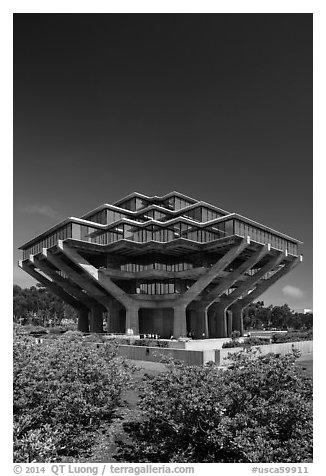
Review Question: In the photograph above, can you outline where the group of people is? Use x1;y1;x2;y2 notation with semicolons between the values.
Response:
141;333;160;339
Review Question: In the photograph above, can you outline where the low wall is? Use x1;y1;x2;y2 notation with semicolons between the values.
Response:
167;338;230;350
117;340;312;367
118;344;211;366
216;340;313;366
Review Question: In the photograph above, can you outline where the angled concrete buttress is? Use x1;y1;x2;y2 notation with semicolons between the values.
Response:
43;248;111;332
190;243;270;337
58;241;140;335
30;254;102;332
228;255;302;335
19;260;90;331
171;238;249;337
209;250;286;337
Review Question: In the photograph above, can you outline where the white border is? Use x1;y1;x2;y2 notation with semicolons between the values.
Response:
3;2;323;474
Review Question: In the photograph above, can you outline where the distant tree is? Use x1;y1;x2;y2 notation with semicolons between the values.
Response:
242;301;311;331
270;304;293;329
13;285;77;326
243;301;266;329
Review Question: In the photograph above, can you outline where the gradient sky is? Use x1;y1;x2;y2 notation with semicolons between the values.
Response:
13;13;312;310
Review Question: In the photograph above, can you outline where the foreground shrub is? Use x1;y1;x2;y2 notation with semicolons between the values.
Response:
48;326;66;334
222;336;270;348
59;330;84;342
222;340;243;348
272;330;313;343
114;350;312;463
14;337;134;462
14;325;48;335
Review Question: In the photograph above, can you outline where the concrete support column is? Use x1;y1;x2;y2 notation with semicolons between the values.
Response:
196;308;209;339
107;305;122;333
125;306;139;336
77;308;89;332
226;310;233;338
173;305;187;338
216;311;227;337
230;305;244;335
209;303;228;338
188;304;209;338
89;306;104;333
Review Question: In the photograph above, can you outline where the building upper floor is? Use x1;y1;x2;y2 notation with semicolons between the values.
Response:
19;191;302;259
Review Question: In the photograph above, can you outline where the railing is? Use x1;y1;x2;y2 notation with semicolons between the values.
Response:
22;223;73;259
234;219;298;256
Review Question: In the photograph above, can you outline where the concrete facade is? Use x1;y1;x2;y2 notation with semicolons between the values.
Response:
19;192;302;338
114;340;313;367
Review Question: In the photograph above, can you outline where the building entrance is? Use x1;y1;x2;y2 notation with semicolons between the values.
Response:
139;308;174;338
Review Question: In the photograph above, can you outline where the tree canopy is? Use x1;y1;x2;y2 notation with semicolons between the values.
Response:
13;284;77;325
243;301;312;330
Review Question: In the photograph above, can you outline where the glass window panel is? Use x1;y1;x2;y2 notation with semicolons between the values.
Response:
135;198;147;210
107;210;115;224
163;197;175;210
144;210;154;219
225;220;233;236
202;208;208;222
173;223;181;238
124;224;135;240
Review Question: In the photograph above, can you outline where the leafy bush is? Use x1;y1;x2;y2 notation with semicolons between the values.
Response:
231;330;240;340
133;339;169;348
222;340;243;348
271;330;313;343
59;330;84;342
13;324;31;335
244;336;271;346
48;326;67;334
114;350;312;463
29;326;48;335
13;325;48;336
223;331;313;349
14;335;134;462
61;323;78;332
222;336;269;348
82;334;108;343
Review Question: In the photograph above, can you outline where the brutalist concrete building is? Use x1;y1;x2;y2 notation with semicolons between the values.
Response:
19;192;302;338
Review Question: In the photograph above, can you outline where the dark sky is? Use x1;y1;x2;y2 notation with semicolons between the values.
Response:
13;13;313;310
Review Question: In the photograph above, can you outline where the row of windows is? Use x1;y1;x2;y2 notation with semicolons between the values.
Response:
162;196;194;211
86;205;224;226
183;207;224;223
138;209;169;222
135;282;237;296
234;221;298;255
75;218;297;255
119;197;149;211
246;268;260;277
22;224;72;259
135;280;191;295
121;262;194;272
117;196;195;213
86;209;107;224
86;210;127;225
261;266;284;281
95;224;229;244
23;219;298;258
